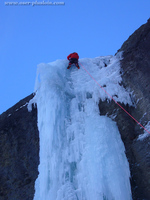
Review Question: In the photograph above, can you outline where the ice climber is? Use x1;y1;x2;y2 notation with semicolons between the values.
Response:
67;52;80;69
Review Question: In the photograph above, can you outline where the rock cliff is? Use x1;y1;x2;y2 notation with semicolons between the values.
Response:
0;19;150;200
120;18;150;200
99;18;150;200
0;94;39;200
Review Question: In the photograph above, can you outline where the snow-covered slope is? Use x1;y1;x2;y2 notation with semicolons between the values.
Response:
29;54;132;200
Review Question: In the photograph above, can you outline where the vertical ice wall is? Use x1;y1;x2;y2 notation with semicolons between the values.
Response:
31;55;132;200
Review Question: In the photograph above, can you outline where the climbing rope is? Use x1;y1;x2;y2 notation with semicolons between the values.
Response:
79;61;150;135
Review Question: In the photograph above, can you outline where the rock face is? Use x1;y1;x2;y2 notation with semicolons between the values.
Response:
0;19;150;200
0;94;39;200
99;18;150;200
119;18;150;200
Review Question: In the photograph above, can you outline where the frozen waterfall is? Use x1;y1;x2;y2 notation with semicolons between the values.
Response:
29;54;132;200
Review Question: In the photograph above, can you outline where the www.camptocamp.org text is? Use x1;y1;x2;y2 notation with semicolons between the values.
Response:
5;1;65;6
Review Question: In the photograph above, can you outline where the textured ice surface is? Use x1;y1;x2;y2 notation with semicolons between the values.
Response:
31;55;132;200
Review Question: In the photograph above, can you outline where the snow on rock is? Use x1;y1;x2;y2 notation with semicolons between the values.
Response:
138;121;150;141
30;54;132;200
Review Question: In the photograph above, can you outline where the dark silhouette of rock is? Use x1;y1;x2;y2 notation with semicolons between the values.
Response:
100;18;150;200
119;18;150;200
119;18;150;129
0;19;150;200
0;94;39;200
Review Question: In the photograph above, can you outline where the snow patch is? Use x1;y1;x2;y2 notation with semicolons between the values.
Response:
138;121;150;140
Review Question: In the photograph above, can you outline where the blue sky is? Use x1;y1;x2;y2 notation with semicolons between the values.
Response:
0;0;150;114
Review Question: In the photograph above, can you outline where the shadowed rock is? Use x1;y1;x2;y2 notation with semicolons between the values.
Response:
0;94;39;200
100;18;150;200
